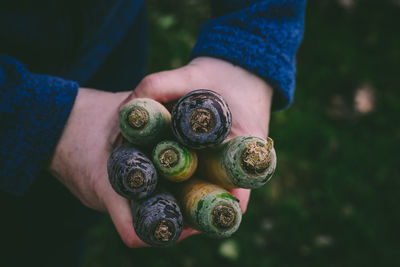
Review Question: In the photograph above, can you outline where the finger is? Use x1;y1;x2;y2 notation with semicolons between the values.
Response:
230;188;251;214
228;127;267;140
103;191;148;248
132;67;201;103
107;92;132;147
178;227;200;242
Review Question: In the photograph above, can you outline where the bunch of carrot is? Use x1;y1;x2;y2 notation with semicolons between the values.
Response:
107;89;277;247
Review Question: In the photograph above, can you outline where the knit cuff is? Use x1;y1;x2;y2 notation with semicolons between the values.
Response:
0;56;78;195
191;0;306;110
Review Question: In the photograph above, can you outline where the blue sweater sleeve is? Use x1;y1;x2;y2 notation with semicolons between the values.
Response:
0;55;78;196
191;0;306;110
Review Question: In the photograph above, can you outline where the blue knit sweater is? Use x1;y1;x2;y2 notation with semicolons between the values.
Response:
0;0;306;196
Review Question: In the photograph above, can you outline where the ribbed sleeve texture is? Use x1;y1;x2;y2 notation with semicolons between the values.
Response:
0;55;78;195
191;0;306;110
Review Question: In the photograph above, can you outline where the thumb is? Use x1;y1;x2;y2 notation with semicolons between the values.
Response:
130;66;201;103
230;188;251;214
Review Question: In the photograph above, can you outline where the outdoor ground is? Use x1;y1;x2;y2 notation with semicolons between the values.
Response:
84;1;400;266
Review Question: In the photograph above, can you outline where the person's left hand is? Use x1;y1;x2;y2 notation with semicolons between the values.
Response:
128;57;274;213
49;88;197;248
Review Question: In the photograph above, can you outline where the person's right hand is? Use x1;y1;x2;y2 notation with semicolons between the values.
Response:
126;57;274;213
49;88;197;248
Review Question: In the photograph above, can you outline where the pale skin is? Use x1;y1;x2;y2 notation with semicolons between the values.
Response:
50;56;273;248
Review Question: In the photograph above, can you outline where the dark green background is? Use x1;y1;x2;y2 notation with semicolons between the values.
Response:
84;1;400;266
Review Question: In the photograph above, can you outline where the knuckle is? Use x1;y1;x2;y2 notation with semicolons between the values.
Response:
81;199;95;210
140;74;161;93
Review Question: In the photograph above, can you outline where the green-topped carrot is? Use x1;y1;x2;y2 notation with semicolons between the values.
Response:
199;136;277;189
181;178;242;238
119;98;171;147
152;140;198;182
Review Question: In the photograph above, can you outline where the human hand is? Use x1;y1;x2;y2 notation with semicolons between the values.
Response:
129;57;274;213
49;88;197;247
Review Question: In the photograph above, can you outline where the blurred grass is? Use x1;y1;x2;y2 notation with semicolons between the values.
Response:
83;0;400;266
